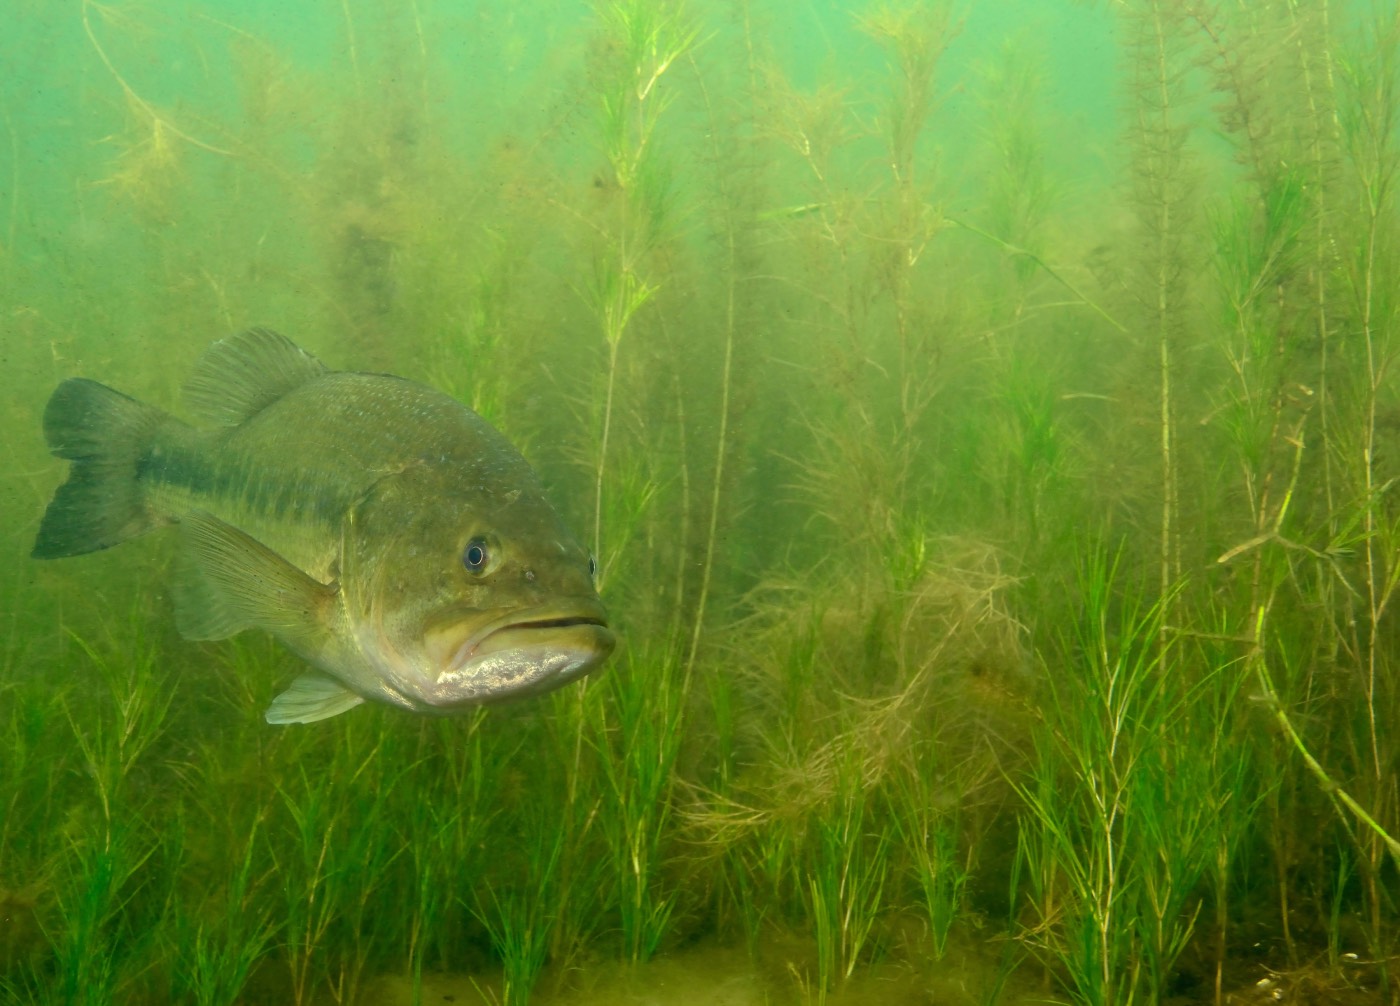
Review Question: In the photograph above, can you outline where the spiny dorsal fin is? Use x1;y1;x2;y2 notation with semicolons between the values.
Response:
184;328;329;426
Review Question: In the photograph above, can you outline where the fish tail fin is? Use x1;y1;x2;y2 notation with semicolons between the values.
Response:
31;378;168;559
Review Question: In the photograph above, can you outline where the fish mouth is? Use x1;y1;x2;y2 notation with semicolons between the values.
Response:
421;599;616;706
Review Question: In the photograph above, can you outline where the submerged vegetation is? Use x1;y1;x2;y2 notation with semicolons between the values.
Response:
2;1;1398;1004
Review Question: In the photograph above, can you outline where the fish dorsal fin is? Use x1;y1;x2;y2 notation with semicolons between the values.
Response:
184;328;328;426
266;673;366;724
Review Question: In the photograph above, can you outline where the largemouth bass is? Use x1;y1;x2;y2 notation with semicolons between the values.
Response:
32;329;615;724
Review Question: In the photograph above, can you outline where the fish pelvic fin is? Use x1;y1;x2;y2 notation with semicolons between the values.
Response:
31;378;169;559
183;328;328;426
266;673;366;724
174;511;337;650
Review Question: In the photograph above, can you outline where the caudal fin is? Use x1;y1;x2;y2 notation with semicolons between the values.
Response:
31;378;167;559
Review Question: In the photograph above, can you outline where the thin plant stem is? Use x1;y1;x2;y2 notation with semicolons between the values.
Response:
683;50;741;692
946;216;1127;333
594;338;620;578
1248;608;1400;865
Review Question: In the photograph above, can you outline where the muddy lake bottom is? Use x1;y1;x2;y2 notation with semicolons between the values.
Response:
349;939;1391;1006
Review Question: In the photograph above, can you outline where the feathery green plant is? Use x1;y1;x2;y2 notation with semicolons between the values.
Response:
1122;0;1195;617
1015;551;1245;1006
42;824;156;1006
892;757;968;961
802;749;891;1000
471;814;564;1006
164;819;278;1006
30;612;174;1005
586;0;696;585
592;649;687;963
400;721;498;1001
275;762;346;1006
1333;8;1400;975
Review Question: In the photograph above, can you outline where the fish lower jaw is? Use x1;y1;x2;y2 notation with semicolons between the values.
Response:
411;631;616;711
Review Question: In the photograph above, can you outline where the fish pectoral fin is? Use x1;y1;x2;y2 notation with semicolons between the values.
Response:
173;511;336;648
266;673;366;724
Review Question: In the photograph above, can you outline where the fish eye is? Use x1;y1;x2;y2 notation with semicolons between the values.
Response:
462;538;490;574
588;553;597;580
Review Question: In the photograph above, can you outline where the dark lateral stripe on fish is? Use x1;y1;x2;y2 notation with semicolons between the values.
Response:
137;443;342;527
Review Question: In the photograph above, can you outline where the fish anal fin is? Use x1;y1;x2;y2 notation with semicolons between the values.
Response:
184;329;328;426
266;673;365;724
173;511;335;651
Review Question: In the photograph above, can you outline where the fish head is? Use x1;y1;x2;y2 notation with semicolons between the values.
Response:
340;463;616;712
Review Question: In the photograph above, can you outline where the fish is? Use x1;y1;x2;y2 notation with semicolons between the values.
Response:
31;328;616;724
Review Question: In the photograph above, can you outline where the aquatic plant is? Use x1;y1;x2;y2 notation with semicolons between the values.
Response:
803;746;891;1001
471;812;562;1006
591;649;687;963
585;0;696;585
24;611;174;1004
1013;553;1248;1006
891;751;969;962
163;819;279;1006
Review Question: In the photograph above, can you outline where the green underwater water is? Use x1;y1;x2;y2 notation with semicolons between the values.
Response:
2;0;1399;1004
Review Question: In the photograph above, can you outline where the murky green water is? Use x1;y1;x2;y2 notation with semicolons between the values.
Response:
2;2;1398;1004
